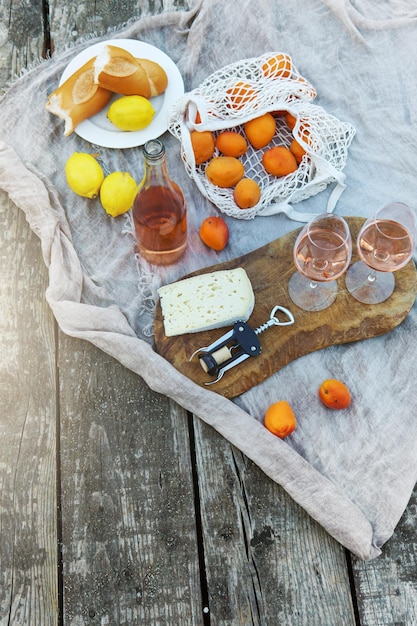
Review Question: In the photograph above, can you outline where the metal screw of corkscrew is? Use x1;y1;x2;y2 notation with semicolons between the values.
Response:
189;305;295;385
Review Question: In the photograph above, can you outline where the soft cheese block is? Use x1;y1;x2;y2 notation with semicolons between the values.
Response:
158;268;255;337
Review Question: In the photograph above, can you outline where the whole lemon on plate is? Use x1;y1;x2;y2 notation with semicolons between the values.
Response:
107;95;155;131
100;171;137;217
65;152;104;198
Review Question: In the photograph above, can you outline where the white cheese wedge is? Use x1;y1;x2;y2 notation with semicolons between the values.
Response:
158;268;255;337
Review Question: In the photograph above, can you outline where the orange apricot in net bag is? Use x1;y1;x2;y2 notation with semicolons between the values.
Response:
264;400;297;438
261;53;292;79
206;156;245;188
244;112;276;149
290;76;317;98
190;130;215;165
298;119;311;140
319;379;351;409
226;81;258;110
285;111;297;130
289;138;306;164
216;131;248;157
233;178;261;209
262;146;298;177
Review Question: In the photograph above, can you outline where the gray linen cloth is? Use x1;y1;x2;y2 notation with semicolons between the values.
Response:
1;0;417;560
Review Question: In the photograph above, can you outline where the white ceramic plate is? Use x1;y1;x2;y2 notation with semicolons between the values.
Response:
59;39;185;149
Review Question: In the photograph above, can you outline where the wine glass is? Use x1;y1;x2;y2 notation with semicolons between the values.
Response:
345;202;417;304
288;213;352;311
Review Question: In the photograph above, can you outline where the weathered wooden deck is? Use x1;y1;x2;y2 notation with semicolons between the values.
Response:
1;1;417;624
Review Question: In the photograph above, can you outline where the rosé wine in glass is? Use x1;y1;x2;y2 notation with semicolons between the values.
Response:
346;202;416;304
357;219;413;272
288;213;352;311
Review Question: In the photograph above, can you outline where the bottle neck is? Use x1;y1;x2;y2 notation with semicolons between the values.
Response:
141;139;171;189
143;156;169;185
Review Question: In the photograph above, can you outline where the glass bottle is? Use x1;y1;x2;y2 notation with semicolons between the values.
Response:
132;139;187;265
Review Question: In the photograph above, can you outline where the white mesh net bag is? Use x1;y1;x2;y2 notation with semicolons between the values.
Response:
168;52;356;221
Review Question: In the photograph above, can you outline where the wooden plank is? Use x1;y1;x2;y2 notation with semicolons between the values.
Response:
1;1;194;624
0;193;58;626
352;485;417;625
57;333;202;623
48;0;189;53
192;417;357;625
46;1;201;623
3;0;45;77
0;3;58;625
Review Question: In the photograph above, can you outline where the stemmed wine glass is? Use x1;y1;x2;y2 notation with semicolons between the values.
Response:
288;213;352;311
345;202;416;304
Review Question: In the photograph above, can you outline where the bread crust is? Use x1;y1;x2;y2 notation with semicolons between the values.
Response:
94;45;168;97
46;58;112;136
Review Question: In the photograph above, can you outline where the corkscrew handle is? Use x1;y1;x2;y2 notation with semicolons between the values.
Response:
255;305;295;334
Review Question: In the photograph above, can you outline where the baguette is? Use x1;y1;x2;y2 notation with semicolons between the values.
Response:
46;58;112;136
93;45;168;98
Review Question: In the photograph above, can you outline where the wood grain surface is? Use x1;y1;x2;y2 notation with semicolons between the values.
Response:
154;217;417;398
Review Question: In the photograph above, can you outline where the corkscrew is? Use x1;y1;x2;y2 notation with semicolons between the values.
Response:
189;305;295;385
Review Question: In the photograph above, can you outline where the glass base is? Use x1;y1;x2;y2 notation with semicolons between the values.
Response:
288;272;338;311
345;261;395;304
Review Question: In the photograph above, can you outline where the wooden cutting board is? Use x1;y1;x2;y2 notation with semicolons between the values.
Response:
154;217;417;398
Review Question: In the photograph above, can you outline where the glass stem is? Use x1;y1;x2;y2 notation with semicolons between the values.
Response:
310;281;318;290
367;273;377;284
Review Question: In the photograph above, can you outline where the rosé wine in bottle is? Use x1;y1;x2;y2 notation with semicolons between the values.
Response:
133;139;187;265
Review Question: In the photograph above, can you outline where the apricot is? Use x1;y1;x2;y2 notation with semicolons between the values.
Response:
190;130;215;165
298;122;311;144
226;81;258;110
199;216;229;251
234;178;261;209
290;76;317;99
262;146;298;177
285;111;297;130
216;131;248;157
261;53;292;79
319;379;351;409
244;113;276;149
289;138;306;164
206;156;245;188
264;400;297;438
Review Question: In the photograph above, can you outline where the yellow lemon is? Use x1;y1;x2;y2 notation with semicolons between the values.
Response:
100;171;137;217
107;95;155;131
65;152;104;198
